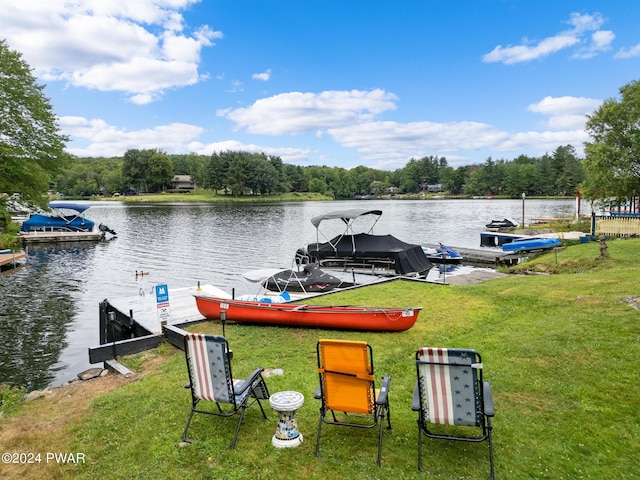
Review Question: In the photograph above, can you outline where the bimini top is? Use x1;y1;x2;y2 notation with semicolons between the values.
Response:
310;209;382;228
311;208;382;228
48;201;92;213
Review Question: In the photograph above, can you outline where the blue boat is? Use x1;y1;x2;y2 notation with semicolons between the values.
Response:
19;201;116;243
502;237;560;253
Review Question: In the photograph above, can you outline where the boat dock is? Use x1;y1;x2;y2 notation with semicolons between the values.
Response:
479;230;589;249
0;250;26;270
19;231;104;244
423;243;524;266
88;284;230;363
479;231;530;247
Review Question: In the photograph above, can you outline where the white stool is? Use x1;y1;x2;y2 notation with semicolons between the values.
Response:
269;391;304;448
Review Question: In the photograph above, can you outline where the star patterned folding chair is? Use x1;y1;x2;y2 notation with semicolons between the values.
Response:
412;347;495;478
182;333;270;449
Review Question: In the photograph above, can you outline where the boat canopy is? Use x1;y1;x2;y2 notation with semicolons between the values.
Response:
48;201;92;213
310;209;382;228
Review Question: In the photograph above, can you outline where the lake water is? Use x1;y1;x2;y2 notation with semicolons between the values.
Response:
0;198;586;390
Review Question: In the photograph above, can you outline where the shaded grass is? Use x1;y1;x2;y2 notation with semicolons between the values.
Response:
2;238;640;479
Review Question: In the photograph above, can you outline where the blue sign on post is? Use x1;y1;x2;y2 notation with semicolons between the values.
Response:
155;284;171;324
155;284;169;304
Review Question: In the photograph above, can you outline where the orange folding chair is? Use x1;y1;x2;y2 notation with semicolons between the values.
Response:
314;339;391;466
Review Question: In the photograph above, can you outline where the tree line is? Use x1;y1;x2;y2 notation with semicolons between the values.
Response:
55;144;585;199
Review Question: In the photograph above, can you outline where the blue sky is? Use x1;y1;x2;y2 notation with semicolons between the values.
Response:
1;1;639;170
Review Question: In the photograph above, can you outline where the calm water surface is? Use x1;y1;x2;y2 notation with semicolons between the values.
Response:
0;198;585;390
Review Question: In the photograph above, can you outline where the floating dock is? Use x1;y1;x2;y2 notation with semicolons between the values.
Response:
19;231;104;244
0;250;26;271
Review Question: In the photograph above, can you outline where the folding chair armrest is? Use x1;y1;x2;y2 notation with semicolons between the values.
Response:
483;381;495;417
411;381;420;411
234;367;265;395
375;375;391;405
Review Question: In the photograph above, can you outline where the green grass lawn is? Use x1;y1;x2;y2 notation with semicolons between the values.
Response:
2;238;639;479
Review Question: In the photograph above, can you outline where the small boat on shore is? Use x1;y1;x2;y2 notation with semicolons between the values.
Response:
502;237;560;253
19;201;116;244
194;295;422;332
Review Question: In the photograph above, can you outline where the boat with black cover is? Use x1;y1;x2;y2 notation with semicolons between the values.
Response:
295;209;433;277
262;263;346;293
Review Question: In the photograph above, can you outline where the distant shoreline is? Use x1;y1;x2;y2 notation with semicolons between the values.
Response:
89;192;577;204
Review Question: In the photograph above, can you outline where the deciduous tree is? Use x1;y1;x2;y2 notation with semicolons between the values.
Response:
0;40;68;207
583;79;640;202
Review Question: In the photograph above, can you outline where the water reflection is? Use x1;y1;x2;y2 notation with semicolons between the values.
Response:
0;244;94;390
0;198;586;391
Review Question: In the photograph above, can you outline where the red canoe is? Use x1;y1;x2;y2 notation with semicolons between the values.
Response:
194;295;422;332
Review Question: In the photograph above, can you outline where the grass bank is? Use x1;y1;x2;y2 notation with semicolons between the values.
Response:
1;239;639;479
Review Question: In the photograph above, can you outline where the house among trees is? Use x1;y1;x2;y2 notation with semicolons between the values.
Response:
169;175;196;193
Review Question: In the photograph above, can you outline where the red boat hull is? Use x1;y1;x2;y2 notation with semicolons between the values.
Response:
194;295;422;332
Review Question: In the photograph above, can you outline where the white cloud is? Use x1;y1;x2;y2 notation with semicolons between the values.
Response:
0;0;221;103
573;30;615;59
59;115;312;163
482;12;611;64
528;96;601;129
218;89;398;135
483;35;579;64
495;130;589;155
325;120;509;168
567;12;604;33
59;116;205;156
614;44;640;59
252;69;272;81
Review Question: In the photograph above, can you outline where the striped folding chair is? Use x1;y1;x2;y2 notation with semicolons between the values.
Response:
182;333;270;449
314;339;391;466
412;347;495;479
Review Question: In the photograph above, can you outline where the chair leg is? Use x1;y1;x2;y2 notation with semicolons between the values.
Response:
182;409;196;443
255;398;268;419
376;413;384;466
487;419;495;480
385;400;392;429
315;409;325;458
417;421;424;472
229;406;248;449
